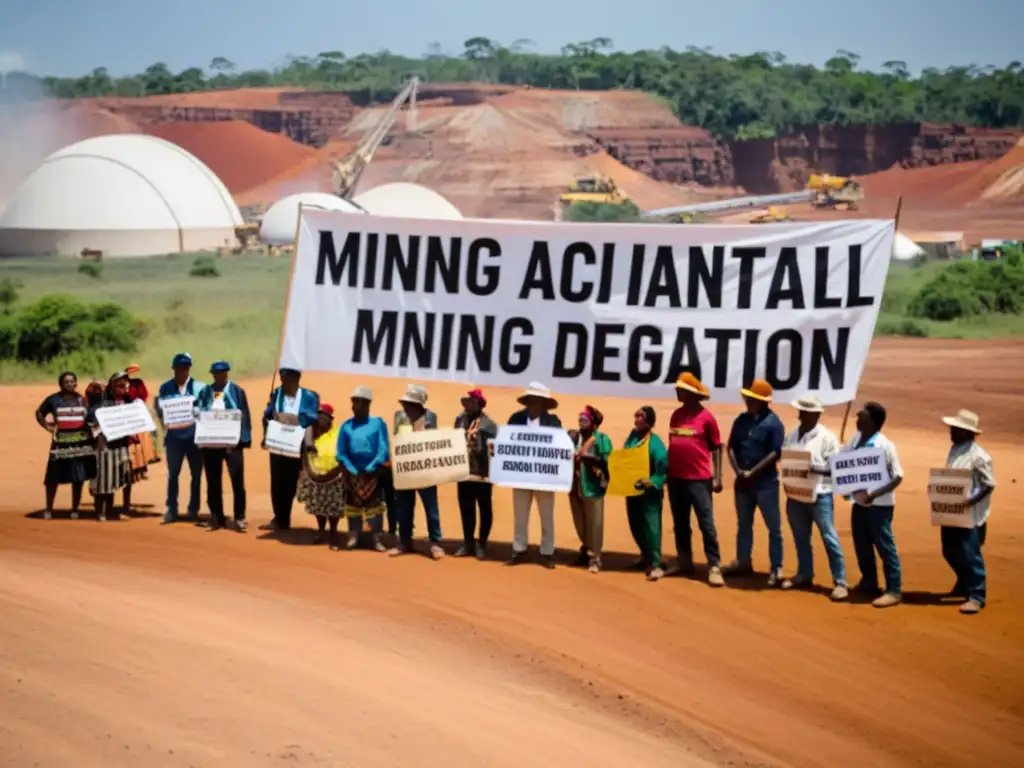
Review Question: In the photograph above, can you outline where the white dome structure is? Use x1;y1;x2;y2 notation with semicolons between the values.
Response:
0;134;243;257
259;192;364;245
353;183;463;220
892;232;926;261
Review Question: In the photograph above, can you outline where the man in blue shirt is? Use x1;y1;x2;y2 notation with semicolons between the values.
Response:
155;353;205;524
726;379;786;586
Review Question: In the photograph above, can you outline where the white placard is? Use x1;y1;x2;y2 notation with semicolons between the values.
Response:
195;410;242;448
94;400;156;442
159;396;196;428
489;425;574;493
264;420;306;458
280;210;895;404
390;428;471;490
780;449;817;503
828;446;891;496
928;467;974;528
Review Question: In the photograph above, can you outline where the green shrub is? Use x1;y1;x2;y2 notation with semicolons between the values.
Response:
78;261;103;279
0;278;20;314
8;295;144;364
190;256;220;277
875;316;930;338
908;255;1024;321
562;200;642;223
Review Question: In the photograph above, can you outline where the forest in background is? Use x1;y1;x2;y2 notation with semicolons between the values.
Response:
3;38;1024;139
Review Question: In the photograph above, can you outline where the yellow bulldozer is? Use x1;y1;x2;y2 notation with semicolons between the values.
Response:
557;174;633;217
807;174;864;210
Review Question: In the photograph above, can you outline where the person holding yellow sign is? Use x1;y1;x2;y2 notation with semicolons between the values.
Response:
940;409;996;615
623;406;669;581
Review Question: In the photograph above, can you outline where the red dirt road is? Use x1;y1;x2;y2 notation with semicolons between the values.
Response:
2;339;1023;767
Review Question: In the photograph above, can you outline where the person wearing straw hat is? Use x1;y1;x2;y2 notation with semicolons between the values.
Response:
454;388;498;559
156;353;206;524
390;384;445;559
940;409;996;615
725;379;786;586
780;394;847;601
843;401;904;608
194;360;252;533
336;386;390;551
506;382;562;568
665;372;725;586
261;367;320;532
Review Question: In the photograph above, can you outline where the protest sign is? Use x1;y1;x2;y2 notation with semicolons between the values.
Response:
828;446;890;496
280;210;894;404
94;400;156;442
781;449;817;503
195;410;242;448
489;425;574;493
390;428;470;490
606;444;649;497
928;467;974;528
264;420;306;458
159;395;195;429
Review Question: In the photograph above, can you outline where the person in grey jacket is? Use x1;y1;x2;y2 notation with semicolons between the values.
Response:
390;384;445;559
453;388;498;559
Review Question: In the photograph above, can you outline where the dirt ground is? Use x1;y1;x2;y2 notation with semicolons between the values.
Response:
2;338;1023;767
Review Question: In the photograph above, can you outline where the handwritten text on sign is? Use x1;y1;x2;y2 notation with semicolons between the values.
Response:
928;467;973;528
281;210;895;404
781;449;817;503
489;425;574;493
95;400;156;442
390;428;470;490
159;396;195;429
828;446;890;496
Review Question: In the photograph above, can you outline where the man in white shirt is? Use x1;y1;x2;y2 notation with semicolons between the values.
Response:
940;409;996;615
780;394;847;601
844;401;904;608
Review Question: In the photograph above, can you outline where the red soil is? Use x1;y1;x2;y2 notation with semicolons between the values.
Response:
145;121;315;194
947;139;1024;202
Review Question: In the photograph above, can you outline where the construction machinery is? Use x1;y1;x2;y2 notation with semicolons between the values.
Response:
806;174;864;210
749;206;791;224
559;175;631;207
331;77;419;200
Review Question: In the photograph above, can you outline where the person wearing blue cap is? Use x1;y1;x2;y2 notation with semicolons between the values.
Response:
156;353;206;524
261;367;319;532
194;360;252;532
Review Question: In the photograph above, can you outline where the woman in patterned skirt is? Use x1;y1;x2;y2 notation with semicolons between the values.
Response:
298;403;346;550
35;371;96;519
86;372;135;522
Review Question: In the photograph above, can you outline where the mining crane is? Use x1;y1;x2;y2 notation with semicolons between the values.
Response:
331;76;419;199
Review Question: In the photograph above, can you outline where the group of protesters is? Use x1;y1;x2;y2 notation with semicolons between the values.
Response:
37;354;996;615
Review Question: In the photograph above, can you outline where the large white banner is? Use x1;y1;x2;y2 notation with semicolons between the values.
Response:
280;211;894;404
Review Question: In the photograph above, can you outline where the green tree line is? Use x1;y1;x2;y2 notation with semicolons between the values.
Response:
6;38;1024;139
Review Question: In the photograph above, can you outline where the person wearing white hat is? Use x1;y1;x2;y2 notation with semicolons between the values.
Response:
940;409;996;615
390;384;445;559
505;382;562;568
780;394;847;601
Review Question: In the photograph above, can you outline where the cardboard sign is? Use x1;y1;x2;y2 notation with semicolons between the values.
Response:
94;400;156;442
781;449;817;503
265;420;306;458
928;467;974;528
390;428;471;490
195;410;242;448
489;425;574;493
159;395;196;429
828;446;891;496
606;444;648;497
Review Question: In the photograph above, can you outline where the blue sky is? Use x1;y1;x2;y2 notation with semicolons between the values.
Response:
2;0;1021;77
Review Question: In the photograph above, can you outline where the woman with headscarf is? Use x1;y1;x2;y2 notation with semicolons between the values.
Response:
453;388;498;559
125;362;160;469
35;371;96;520
569;405;613;573
86;372;135;522
297;403;347;550
624;406;669;581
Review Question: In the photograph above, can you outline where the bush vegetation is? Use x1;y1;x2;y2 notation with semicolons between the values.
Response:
189;256;220;278
908;247;1024;321
6;39;1024;139
562;200;642;223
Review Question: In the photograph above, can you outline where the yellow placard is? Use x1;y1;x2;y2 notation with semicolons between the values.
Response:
606;444;649;497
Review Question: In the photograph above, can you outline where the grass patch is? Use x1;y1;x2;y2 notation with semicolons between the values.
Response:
0;253;291;383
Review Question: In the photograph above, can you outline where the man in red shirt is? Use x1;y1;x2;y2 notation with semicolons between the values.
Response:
666;372;725;586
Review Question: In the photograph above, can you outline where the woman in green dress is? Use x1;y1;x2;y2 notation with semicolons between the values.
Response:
624;405;669;581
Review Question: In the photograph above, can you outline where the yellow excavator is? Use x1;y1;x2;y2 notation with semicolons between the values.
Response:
807;174;864;210
557;175;632;214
